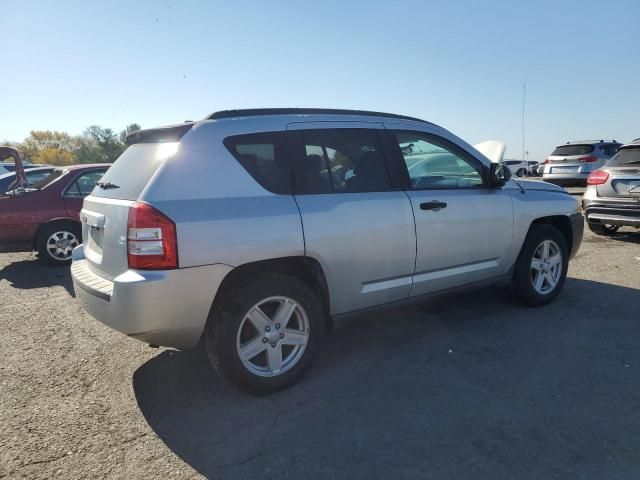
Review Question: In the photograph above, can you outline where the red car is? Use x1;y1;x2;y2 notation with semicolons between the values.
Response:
0;163;110;265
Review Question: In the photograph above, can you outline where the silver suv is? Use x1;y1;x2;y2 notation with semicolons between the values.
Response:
71;109;583;393
542;140;621;186
583;140;640;234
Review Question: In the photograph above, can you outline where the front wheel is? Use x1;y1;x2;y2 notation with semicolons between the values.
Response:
511;224;569;307
587;222;620;235
205;274;325;394
516;168;527;177
36;222;81;266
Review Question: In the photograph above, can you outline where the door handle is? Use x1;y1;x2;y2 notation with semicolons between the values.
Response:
420;201;447;211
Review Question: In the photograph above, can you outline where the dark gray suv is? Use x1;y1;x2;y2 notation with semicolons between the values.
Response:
583;140;640;234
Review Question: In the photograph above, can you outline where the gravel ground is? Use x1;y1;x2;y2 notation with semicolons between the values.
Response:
1;219;639;479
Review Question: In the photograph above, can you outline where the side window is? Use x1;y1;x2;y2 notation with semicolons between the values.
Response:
601;144;620;157
394;132;485;189
224;132;291;194
300;129;391;193
64;170;105;197
26;170;53;186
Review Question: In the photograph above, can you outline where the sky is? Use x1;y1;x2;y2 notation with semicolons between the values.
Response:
1;0;639;161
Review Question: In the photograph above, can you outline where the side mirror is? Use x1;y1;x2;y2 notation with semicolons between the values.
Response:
489;162;512;188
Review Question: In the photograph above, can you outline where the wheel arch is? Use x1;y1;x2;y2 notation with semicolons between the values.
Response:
32;217;82;249
210;256;332;332
528;215;573;254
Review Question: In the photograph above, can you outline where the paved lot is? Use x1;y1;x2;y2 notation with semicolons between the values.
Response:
1;210;639;478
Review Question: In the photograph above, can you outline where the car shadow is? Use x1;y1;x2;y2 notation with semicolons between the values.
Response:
133;278;640;479
0;258;74;296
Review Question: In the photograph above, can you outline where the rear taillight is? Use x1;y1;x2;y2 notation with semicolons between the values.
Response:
587;170;609;185
544;158;551;164
127;202;178;270
577;156;598;163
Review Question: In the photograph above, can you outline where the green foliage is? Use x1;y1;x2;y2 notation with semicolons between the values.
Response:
11;123;142;165
34;147;76;166
119;123;141;144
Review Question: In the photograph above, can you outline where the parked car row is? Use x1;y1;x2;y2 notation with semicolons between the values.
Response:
8;110;636;395
0;163;109;264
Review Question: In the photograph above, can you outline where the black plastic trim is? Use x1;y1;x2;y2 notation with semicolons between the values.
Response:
125;123;194;145
569;213;584;259
208;108;432;125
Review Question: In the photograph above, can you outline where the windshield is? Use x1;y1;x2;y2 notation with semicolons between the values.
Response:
606;147;640;166
551;145;594;156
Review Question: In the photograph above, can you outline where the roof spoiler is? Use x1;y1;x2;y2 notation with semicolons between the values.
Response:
0;146;27;191
125;122;194;145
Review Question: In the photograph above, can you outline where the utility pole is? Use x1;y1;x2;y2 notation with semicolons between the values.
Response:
522;83;526;161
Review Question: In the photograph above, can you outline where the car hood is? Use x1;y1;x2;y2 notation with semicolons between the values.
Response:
514;179;566;193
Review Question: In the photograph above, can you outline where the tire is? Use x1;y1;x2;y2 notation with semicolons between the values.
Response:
204;274;325;394
516;168;527;177
587;222;620;235
511;224;569;307
36;221;81;266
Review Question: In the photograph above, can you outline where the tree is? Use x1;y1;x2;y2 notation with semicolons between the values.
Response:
86;126;123;162
74;136;106;164
20;130;75;162
119;123;141;144
33;147;76;166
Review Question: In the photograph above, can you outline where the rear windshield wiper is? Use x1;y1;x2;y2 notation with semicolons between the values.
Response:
96;181;120;189
621;160;640;165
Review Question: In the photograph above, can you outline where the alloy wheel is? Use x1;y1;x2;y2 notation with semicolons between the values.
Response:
530;239;562;295
46;231;79;261
236;296;310;377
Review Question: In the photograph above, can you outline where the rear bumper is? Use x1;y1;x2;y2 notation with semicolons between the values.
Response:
569;213;584;259
542;173;589;185
582;198;640;227
71;246;232;349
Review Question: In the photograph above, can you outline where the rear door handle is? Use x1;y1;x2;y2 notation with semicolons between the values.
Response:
420;201;447;211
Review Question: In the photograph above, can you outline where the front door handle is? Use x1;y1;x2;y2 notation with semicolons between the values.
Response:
420;201;447;211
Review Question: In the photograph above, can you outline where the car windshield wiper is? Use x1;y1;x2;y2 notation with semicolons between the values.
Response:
97;181;120;189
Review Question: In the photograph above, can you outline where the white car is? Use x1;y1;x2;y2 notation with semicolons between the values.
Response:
501;159;529;177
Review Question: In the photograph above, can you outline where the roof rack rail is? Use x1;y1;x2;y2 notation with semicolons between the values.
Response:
566;139;619;144
207;108;432;124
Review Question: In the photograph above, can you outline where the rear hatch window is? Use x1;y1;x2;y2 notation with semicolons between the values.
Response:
606;147;640;167
90;143;175;200
551;145;594;156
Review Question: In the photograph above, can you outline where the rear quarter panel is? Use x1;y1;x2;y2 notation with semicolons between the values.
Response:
140;119;305;268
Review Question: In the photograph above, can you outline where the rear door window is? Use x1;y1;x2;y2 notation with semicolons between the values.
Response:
551;145;594;156
64;170;106;197
297;129;391;194
606;147;640;167
224;132;291;194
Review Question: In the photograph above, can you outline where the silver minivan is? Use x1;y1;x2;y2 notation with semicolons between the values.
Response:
72;109;583;393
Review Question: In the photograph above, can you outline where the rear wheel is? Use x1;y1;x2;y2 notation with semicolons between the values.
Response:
511;224;569;307
205;274;324;394
36;222;81;266
587;222;620;235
